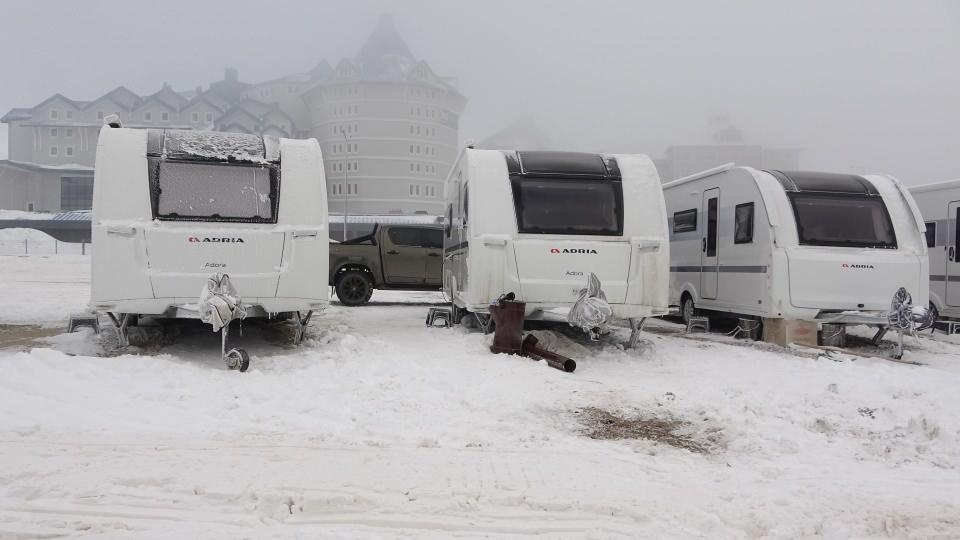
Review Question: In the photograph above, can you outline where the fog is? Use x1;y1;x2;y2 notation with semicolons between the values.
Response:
1;0;957;182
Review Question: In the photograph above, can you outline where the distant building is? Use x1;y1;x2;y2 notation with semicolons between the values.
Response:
477;118;556;151
655;117;801;181
0;16;466;215
656;145;802;181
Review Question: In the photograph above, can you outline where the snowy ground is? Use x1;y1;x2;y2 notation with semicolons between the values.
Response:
1;256;959;538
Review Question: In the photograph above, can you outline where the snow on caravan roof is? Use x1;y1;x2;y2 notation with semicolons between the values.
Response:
147;129;279;164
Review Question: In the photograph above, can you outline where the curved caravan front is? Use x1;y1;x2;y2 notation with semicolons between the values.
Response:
665;166;927;323
443;149;670;321
90;128;329;319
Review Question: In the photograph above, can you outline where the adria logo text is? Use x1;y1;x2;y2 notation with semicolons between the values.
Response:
188;236;245;243
550;248;598;254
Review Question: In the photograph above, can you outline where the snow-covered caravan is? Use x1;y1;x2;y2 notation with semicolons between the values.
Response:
443;149;670;331
908;178;960;319
664;165;928;329
90;126;328;349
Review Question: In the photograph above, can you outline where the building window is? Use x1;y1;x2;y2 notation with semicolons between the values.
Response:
50;110;58;120
925;222;937;248
49;146;59;156
734;203;754;244
60;176;94;210
192;112;200;122
288;86;296;94
65;146;74;157
97;111;105;120
206;112;213;122
66;110;74;120
50;128;58;137
672;209;697;233
66;128;73;137
161;112;169;122
144;111;152;121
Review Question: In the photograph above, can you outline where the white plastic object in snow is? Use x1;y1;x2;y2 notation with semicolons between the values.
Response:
199;273;246;333
567;273;613;336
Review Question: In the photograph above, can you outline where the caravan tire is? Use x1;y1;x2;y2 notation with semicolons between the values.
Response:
929;302;939;323
336;271;374;306
681;295;696;325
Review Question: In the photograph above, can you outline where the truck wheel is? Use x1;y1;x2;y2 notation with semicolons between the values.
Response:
336;271;373;306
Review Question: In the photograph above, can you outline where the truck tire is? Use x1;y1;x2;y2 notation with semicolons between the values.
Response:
336;271;374;306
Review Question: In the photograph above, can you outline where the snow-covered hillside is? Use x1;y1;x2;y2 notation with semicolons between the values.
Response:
1;256;958;538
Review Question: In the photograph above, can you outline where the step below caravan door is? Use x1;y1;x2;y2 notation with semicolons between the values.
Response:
144;228;285;299
700;188;720;300
947;201;960;306
512;239;631;304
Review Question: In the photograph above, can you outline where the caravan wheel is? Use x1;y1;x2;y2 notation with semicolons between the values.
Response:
681;295;696;325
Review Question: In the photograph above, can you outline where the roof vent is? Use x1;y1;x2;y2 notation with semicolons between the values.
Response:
104;114;122;128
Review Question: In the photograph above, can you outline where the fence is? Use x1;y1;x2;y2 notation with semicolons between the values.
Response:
0;239;90;256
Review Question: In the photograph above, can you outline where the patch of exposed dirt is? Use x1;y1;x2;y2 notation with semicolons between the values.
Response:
0;324;63;350
576;406;721;454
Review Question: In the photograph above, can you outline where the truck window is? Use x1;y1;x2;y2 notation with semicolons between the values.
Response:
511;177;623;236
153;161;278;223
387;227;423;247
788;193;897;249
422;229;443;249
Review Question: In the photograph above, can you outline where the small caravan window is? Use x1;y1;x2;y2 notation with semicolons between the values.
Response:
511;178;623;236
153;161;278;223
788;193;896;249
706;198;718;256
673;209;697;233
925;222;936;248
734;203;754;244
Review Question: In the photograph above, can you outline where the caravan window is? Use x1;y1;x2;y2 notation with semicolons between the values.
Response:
153;161;278;223
734;203;754;244
673;209;697;233
788;193;897;249
511;178;623;236
925;222;936;248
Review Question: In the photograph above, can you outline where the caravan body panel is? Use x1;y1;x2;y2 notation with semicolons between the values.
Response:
90;128;328;317
665;166;927;322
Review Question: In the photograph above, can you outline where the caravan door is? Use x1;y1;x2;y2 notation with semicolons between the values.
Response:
947;201;960;306
700;188;720;299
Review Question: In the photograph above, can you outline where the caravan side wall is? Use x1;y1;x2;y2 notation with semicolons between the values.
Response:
910;179;960;317
665;168;777;318
90;129;328;316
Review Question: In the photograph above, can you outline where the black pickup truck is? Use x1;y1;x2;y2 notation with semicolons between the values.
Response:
329;224;443;306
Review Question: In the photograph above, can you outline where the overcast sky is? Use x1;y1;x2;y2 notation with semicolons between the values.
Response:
1;0;957;182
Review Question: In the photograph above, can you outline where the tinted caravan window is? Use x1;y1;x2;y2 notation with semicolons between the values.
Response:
154;161;278;223
788;193;897;249
511;178;623;235
734;203;754;244
673;209;697;233
924;222;936;248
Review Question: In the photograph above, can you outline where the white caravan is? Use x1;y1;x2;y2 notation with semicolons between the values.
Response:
443;149;670;331
908;178;960;319
664;165;928;329
90;125;328;346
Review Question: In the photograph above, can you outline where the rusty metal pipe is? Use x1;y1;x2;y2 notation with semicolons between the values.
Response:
522;335;577;373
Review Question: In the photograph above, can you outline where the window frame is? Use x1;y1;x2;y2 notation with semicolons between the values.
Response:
510;175;623;236
734;202;755;244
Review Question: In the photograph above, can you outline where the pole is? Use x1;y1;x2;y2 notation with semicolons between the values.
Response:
341;129;350;241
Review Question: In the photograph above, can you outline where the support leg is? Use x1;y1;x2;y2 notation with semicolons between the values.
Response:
292;310;313;345
106;312;134;347
871;326;888;345
626;317;646;349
